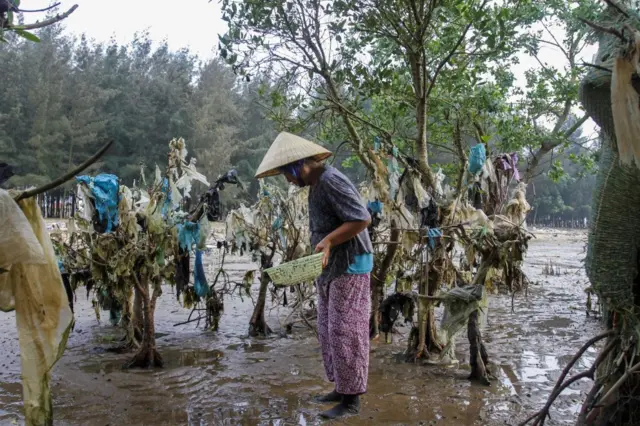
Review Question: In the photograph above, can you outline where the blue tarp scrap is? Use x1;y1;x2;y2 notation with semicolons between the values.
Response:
468;144;487;175
194;250;209;298
367;200;383;214
427;228;443;249
76;173;120;232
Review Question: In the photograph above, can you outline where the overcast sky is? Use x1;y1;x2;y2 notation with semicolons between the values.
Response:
26;0;227;59
25;0;599;136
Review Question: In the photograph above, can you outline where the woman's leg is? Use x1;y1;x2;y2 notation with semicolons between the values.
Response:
327;273;371;395
316;282;334;383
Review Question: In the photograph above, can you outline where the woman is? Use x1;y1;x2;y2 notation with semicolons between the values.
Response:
255;132;373;419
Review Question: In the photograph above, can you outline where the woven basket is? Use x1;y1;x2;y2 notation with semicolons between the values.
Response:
264;253;323;285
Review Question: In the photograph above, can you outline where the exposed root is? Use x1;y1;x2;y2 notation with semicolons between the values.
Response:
468;309;491;386
125;346;164;369
249;319;273;337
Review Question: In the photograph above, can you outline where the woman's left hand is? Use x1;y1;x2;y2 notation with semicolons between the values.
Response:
315;238;332;268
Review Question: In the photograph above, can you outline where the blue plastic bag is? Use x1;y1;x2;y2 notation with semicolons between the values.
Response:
177;221;200;251
468;144;487;175
77;174;120;232
427;227;443;249
367;200;383;214
194;250;209;298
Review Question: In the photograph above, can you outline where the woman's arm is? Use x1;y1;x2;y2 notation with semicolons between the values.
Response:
315;219;370;268
314;171;371;267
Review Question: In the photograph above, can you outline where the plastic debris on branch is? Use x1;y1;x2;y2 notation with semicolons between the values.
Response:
76;174;120;233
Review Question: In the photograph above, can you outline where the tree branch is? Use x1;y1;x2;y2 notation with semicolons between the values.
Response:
16;3;61;13
14;140;114;201
579;18;627;42
425;19;474;99
541;20;569;60
563;114;589;138
580;61;612;74
8;4;78;30
519;330;616;426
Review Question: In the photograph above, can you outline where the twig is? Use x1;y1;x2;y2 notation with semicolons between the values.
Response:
550;330;614;397
14;140;113;201
579;18;627;42
173;316;205;327
580;62;613;74
7;5;78;30
519;330;616;426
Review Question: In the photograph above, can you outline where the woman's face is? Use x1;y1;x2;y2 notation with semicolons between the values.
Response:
282;162;310;187
283;172;299;186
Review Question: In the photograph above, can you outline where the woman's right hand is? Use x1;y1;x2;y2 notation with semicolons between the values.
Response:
314;238;332;269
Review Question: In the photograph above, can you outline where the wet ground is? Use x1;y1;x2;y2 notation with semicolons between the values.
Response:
0;228;600;425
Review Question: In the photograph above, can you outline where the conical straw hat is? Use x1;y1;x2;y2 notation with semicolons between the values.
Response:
255;132;332;178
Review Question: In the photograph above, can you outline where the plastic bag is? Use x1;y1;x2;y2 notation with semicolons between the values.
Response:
1;192;73;425
0;190;46;271
76;174;120;232
468;144;487;175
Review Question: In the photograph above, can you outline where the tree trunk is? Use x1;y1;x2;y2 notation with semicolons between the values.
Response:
467;309;490;385
408;243;445;360
370;221;400;339
127;276;163;368
249;273;272;337
112;289;141;353
132;286;144;342
422;255;444;354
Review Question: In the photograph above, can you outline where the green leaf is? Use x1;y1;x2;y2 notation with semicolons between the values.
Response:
221;49;228;59
14;29;40;43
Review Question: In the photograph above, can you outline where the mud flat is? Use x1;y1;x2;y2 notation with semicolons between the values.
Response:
0;229;598;425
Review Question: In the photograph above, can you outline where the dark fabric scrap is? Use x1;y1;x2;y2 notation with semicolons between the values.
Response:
0;163;14;185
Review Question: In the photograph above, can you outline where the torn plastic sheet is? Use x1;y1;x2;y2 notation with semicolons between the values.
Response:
76;174;120;232
439;285;487;360
0;190;73;426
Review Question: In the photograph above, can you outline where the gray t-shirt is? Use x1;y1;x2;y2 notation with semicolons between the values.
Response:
309;166;373;284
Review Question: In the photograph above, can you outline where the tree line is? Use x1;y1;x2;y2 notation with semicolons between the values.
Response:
0;13;598;219
0;24;278;205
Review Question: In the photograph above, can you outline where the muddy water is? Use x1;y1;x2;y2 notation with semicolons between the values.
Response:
0;230;600;426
